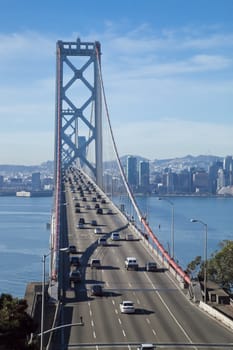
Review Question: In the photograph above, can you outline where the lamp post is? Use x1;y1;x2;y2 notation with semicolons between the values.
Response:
40;247;69;350
190;219;208;303
158;197;175;259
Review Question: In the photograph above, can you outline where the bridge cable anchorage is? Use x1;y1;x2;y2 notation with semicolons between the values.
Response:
96;47;191;286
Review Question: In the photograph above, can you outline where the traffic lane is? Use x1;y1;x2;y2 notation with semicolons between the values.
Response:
66;179;233;346
64;278;132;345
158;281;233;344
73;203;128;235
70;211;129;260
119;237;184;290
96;248;192;344
87;294;130;343
95;243;231;346
121;253;233;346
111;241;233;345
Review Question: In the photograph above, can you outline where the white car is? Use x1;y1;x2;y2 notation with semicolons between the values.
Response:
94;227;102;234
120;300;135;314
111;232;120;241
137;345;154;350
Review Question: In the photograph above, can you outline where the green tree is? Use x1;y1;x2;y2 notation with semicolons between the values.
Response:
187;240;233;293
0;293;38;350
208;240;233;292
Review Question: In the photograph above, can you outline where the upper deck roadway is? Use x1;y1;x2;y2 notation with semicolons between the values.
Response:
51;167;233;350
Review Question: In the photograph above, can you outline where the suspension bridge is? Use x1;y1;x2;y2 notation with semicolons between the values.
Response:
41;38;233;350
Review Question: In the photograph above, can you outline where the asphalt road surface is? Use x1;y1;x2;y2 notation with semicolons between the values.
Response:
50;168;233;350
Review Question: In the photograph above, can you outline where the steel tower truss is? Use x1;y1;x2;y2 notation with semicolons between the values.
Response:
55;38;103;187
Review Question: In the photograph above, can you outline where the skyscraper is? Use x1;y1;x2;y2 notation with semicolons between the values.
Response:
32;172;41;190
139;161;150;188
127;156;137;187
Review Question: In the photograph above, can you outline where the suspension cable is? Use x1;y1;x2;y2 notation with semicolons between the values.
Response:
96;50;143;222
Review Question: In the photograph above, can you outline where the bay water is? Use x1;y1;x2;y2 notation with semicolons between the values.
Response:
0;196;52;298
0;195;232;298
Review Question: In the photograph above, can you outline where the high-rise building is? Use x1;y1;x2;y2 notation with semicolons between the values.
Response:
127;156;137;187
0;175;3;188
139;161;150;188
223;156;233;186
32;172;41;190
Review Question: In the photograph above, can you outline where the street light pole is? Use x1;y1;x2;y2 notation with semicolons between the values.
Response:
158;198;175;259
40;247;69;350
40;253;49;350
190;219;208;303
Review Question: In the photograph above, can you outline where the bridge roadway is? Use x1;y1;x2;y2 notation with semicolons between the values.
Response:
51;168;233;350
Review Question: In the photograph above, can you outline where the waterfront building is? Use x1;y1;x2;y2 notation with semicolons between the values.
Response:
223;156;233;186
0;175;3;188
139;161;150;188
192;171;209;193
32;172;41;190
176;170;191;193
209;161;223;194
127;156;137;188
217;168;226;191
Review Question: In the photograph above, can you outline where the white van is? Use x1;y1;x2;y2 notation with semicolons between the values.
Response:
111;232;120;241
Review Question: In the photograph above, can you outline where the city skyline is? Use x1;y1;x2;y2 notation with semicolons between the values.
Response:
0;0;233;164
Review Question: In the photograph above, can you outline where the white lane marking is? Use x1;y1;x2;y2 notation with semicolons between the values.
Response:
152;329;157;336
146;318;150;324
112;300;115;306
93;331;96;338
118;318;122;325
91;320;94;327
89;309;92;317
144;272;197;349
122;329;126;337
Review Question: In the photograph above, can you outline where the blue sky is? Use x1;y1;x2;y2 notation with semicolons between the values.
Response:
0;0;233;164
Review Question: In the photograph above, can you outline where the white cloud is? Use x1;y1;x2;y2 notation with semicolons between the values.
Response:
0;24;232;164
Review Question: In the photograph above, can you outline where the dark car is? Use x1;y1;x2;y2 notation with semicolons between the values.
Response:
69;269;81;283
69;245;77;254
91;284;103;296
145;262;157;272
96;208;103;215
79;217;85;224
91;220;97;226
70;256;80;267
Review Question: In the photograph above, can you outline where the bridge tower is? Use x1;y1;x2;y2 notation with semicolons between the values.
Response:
55;38;103;188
